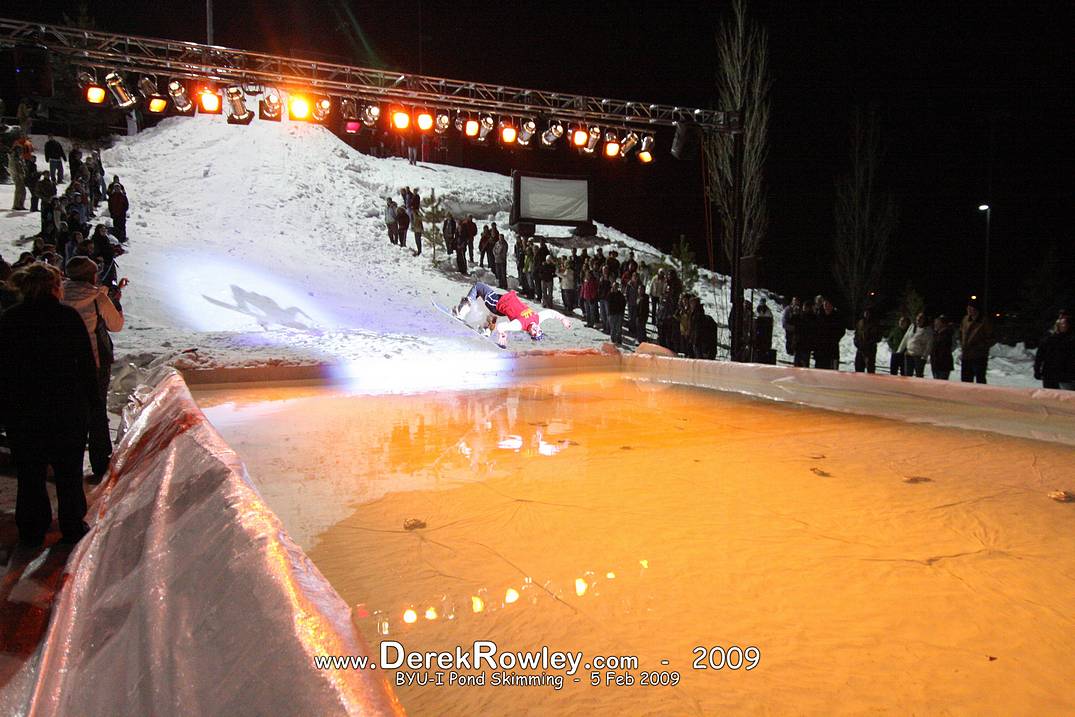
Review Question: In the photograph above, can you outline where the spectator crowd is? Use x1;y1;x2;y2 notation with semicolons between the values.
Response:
2;132;130;547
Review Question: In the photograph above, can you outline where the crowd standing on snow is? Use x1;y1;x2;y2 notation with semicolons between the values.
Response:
1;132;131;547
384;188;1073;390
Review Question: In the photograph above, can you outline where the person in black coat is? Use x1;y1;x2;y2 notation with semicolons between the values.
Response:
813;298;843;370
1034;314;1074;390
44;135;67;184
607;281;627;344
0;263;100;545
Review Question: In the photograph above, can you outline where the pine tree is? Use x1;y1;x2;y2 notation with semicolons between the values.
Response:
672;235;699;293
420;189;449;263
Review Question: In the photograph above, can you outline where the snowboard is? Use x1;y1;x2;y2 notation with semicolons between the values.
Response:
432;300;508;350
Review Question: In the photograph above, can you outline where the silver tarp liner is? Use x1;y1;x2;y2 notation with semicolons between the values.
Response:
4;368;402;717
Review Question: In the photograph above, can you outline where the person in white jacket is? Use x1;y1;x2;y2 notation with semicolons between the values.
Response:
62;256;124;482
897;311;933;378
647;269;666;325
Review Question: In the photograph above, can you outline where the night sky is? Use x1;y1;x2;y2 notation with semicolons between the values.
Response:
6;1;1072;318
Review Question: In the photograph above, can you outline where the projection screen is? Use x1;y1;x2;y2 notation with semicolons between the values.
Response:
511;171;591;227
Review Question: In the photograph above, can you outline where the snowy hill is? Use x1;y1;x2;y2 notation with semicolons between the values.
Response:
1;117;1037;387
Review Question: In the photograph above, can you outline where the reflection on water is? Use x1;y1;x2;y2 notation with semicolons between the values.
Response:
194;373;1075;717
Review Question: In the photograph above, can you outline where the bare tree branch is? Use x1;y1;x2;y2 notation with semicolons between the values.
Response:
832;106;897;320
709;0;771;265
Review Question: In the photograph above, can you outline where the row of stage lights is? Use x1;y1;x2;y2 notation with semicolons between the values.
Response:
78;70;656;163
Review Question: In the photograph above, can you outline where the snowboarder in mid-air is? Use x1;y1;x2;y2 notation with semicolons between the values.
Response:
454;281;572;347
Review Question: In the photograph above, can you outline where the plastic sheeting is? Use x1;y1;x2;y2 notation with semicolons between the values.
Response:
0;368;402;717
624;353;1075;444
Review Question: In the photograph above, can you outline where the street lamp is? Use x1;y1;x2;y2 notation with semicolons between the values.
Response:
978;204;991;316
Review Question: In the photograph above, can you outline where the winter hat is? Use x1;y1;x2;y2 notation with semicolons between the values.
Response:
65;256;98;283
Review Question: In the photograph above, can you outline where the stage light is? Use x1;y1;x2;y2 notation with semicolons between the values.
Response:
582;126;601;154
259;87;282;121
147;96;169;114
416;110;435;132
517;118;536;146
435;111;451;134
198;88;222;114
362;104;380;126
464;118;481;138
603;131;621;157
478;115;494;141
637;134;655;163
224;86;254;124
499;120;517;144
167;79;195;114
138;77;168;114
339;98;358;120
391;109;411;130
619;131;639;157
312;97;332;122
541;121;564;146
571;127;588;147
344;121;362;134
289;95;311;120
104;71;137;109
85;84;107;105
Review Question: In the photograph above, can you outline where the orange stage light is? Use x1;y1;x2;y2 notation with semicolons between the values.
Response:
572;128;588;147
289;96;311;120
199;91;221;113
464;119;480;137
500;125;517;144
147;97;169;113
85;85;107;104
392;110;411;130
416;112;434;131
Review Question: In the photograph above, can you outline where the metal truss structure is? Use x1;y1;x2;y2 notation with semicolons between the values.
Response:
0;17;740;133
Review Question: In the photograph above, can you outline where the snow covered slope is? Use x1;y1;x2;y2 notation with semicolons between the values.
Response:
0;117;1037;387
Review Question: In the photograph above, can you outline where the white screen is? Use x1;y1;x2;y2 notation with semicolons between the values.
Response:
518;176;589;223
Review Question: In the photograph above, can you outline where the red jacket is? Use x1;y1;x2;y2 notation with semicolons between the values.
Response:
108;191;129;217
495;291;539;332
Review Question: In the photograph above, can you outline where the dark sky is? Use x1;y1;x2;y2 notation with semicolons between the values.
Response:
7;1;1072;316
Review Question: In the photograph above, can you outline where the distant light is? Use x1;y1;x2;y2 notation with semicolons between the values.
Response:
541;122;564;147
424;606;438;620
571;128;588;147
402;608;418;624
312;97;332;122
637;134;655;163
504;588;520;604
289;96;311;120
85;84;107;104
391;109;411;130
105;71;137;109
260;88;282;121
344;120;362;134
582;126;601;154
978;204;990;212
517;118;536;146
225;86;253;124
198;89;222;114
574;578;588;597
435;111;451;134
167;79;194;114
471;595;485;613
478;115;495;142
603;131;621;157
416;111;435;132
147;96;169;114
464;118;480;138
361;104;380;126
499;121;518;144
605;571;616;579
970;295;977;300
